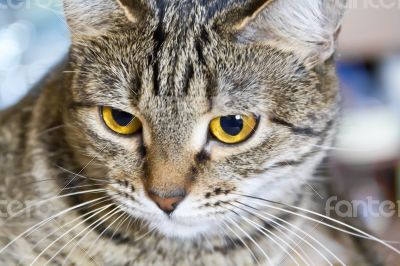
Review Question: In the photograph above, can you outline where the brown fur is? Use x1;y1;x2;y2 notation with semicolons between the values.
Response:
0;0;386;265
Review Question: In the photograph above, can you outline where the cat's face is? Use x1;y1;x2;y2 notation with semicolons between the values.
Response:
62;0;345;239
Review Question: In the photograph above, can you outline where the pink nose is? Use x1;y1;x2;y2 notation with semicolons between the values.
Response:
149;192;185;214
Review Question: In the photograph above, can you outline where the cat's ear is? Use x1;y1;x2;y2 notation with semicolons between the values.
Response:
116;0;147;23
63;0;146;38
229;0;347;63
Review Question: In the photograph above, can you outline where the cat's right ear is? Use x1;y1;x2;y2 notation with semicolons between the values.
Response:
63;0;146;38
219;0;347;64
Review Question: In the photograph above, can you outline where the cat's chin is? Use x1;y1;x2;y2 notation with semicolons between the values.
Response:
120;207;215;239
150;217;217;239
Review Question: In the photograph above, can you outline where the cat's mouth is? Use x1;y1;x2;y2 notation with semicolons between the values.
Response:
110;193;221;239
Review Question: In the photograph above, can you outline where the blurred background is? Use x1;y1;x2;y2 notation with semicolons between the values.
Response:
0;0;400;257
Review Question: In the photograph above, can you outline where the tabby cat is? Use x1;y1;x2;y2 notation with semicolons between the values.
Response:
0;0;395;265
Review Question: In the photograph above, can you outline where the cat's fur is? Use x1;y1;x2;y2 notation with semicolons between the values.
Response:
0;0;389;265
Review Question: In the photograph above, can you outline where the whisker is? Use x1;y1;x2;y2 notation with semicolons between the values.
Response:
1;189;109;226
31;198;114;250
234;201;335;266
60;207;122;265
226;208;299;265
0;195;109;255
20;178;64;188
62;183;108;191
85;209;127;254
45;208;122;265
309;143;380;152
235;193;400;254
215;222;240;250
109;213;131;241
227;203;309;266
20;172;110;189
220;219;261;266
134;225;157;243
276;219;323;266
35;124;70;138
226;216;273;265
56;165;114;185
57;143;111;195
31;204;114;266
121;215;136;237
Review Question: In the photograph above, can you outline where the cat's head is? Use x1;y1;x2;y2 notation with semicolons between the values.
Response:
62;0;346;239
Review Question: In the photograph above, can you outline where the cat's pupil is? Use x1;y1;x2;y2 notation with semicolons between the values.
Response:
220;115;244;136
111;109;133;126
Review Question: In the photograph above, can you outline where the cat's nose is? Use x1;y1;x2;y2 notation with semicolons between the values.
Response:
148;191;185;215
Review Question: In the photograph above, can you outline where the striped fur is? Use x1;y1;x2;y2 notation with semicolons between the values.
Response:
0;0;386;265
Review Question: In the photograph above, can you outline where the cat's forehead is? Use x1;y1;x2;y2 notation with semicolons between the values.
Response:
74;21;267;107
148;28;211;98
139;95;210;124
72;27;294;121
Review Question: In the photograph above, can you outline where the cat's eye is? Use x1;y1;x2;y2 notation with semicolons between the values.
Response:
210;115;257;144
101;106;142;135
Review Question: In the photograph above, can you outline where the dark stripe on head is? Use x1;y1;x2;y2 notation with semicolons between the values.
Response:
195;28;210;67
182;62;194;95
152;0;166;95
152;24;164;96
129;75;142;105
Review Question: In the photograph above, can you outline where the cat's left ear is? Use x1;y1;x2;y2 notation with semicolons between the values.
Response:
63;0;147;38
116;0;148;23
226;0;347;63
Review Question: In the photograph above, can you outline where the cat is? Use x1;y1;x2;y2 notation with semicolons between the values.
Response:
0;0;394;265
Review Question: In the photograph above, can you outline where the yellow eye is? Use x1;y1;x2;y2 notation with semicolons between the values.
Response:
210;115;257;144
101;106;142;135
